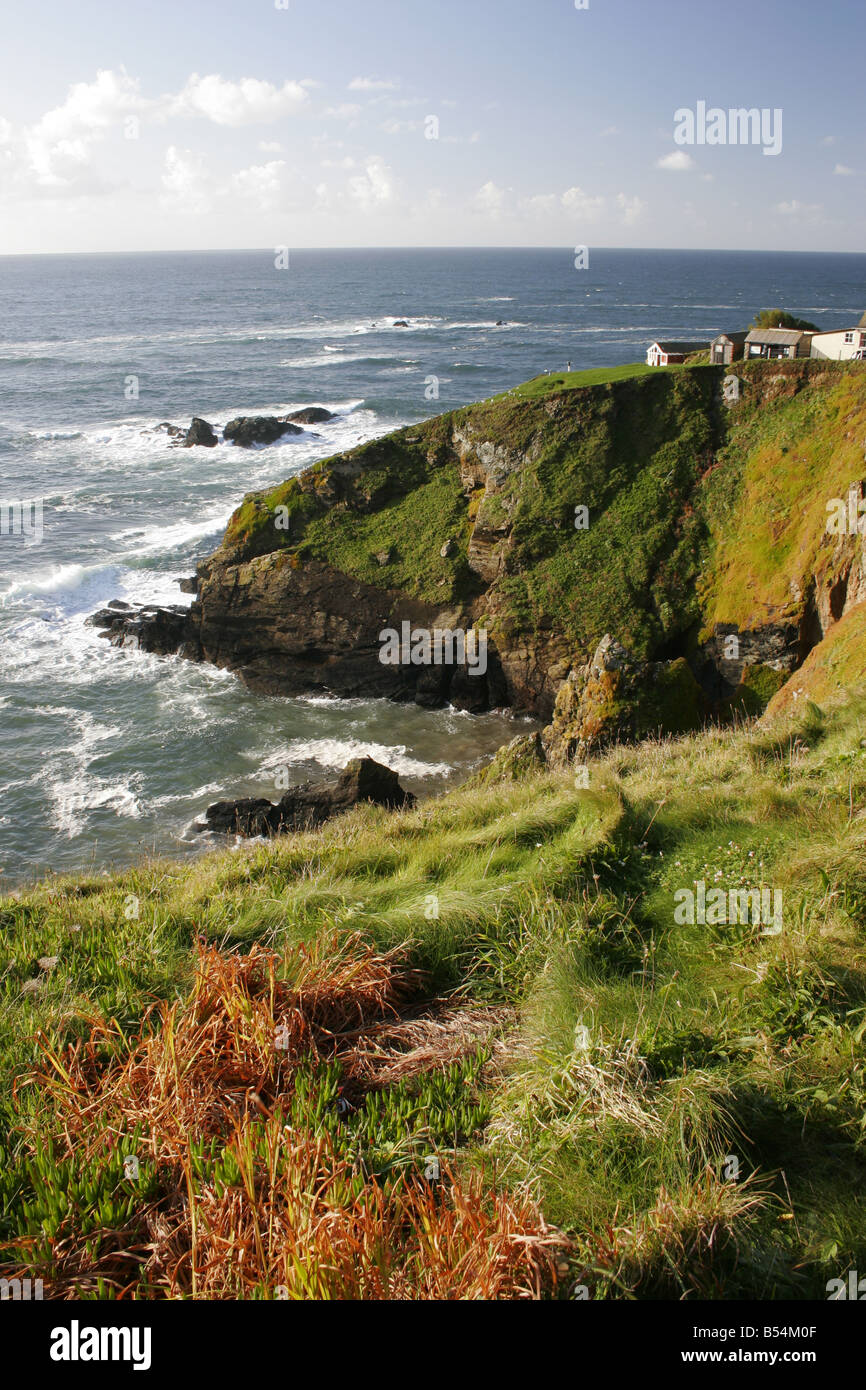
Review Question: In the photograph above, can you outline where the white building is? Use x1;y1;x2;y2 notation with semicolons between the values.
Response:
810;313;866;361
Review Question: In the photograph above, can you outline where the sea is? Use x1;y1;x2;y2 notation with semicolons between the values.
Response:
1;247;864;883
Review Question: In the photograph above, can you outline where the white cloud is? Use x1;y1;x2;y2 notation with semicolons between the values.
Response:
259;140;283;153
382;119;421;135
834;163;855;176
230;160;286;208
170;74;309;126
348;77;399;92
160;145;211;211
561;185;605;219
348;155;394;207
519;193;559;217
474;180;509;216
776;199;822;216
656;150;695;172
24;67;146;187
616;192;645;225
323;104;362;120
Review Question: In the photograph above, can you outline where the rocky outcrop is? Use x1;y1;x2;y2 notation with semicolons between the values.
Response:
224;417;303;448
87;604;200;661
89;361;866;746
198;757;415;837
542;636;707;766
192;556;507;709
285;407;335;426
184;418;219;449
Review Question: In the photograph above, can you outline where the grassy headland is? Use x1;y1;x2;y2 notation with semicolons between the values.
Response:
2;359;866;1300
1;686;865;1298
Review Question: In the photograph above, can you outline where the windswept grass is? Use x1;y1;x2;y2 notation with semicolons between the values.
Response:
1;692;865;1298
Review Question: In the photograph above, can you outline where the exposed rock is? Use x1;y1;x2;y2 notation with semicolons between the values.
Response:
198;757;415;837
155;422;185;438
176;576;198;595
542;636;707;767
375;549;393;567
393;320;410;329
224;416;303;448
697;622;800;703
87;604;199;660
191;556;507;710
284;407;335;425
440;539;457;559
183;418;219;449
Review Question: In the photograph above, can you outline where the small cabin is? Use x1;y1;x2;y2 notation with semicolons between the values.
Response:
646;340;708;367
744;328;813;361
710;332;748;365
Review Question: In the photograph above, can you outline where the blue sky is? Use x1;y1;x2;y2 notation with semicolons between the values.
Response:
0;0;863;253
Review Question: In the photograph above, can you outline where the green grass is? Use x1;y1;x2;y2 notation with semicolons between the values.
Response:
3;689;866;1298
502;362;663;399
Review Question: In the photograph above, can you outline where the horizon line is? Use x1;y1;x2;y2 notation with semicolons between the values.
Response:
1;245;864;259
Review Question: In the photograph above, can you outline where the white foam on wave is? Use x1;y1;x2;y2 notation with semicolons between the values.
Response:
0;563;96;604
26;705;144;837
261;738;453;780
110;509;233;558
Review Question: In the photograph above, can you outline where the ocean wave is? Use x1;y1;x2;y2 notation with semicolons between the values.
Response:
261;738;454;780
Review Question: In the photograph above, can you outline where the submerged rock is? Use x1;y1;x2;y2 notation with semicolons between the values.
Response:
224;416;303;448
198;757;415;837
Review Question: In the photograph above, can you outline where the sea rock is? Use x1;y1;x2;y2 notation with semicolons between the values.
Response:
183;418;219;449
175;576;198;595
87;604;198;659
155;422;185;438
224;416;303;448
198;757;416;838
284;407;335;426
393;320;410;328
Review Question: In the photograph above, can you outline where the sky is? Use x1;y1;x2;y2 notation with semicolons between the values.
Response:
0;0;863;254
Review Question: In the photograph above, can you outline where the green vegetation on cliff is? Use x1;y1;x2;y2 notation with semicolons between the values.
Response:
214;359;866;739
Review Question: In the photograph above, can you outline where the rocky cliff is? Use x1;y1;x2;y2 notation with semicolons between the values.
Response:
94;360;866;761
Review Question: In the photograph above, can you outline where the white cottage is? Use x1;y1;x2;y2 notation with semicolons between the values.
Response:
810;313;866;361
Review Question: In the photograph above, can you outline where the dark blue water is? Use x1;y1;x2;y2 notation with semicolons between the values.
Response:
0;248;863;882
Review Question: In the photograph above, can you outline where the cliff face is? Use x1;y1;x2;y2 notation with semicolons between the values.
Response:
117;360;866;752
186;365;726;716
